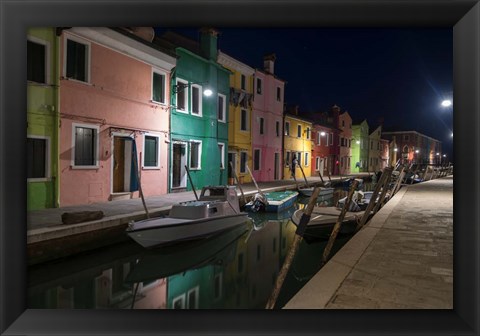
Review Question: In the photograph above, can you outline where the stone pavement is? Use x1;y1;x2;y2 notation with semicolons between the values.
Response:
284;176;453;309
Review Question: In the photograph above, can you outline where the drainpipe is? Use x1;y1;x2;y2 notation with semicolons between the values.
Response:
53;29;61;208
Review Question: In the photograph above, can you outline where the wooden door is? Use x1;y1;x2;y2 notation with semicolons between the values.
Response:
113;137;125;192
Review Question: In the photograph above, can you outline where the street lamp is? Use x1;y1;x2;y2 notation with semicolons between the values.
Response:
441;99;452;107
172;81;212;96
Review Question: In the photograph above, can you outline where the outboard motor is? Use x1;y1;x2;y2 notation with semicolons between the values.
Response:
250;193;268;212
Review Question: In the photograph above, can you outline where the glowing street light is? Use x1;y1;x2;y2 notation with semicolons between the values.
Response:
441;99;452;107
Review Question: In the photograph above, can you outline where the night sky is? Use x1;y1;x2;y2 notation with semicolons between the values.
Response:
156;28;453;159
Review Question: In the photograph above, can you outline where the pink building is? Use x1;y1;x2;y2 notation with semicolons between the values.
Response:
338;111;353;176
251;54;285;182
58;28;176;206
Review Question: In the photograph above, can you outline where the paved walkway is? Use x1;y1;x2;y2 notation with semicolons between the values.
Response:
284;176;453;309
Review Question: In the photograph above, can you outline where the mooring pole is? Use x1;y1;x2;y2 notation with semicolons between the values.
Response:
265;187;321;309
229;161;245;204
133;151;150;218
185;165;199;201
321;180;359;266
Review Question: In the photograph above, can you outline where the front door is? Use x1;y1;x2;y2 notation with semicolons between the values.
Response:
113;136;133;193
274;152;279;180
228;152;236;184
172;142;187;189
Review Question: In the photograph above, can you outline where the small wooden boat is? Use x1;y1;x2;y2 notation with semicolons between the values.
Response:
298;186;334;197
126;186;248;248
291;206;366;237
245;190;299;213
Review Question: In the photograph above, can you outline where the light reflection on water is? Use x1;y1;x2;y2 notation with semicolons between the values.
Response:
28;184;370;309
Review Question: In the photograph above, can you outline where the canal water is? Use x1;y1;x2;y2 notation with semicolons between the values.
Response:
28;183;373;309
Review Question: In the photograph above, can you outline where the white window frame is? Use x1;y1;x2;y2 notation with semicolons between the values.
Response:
187;286;200;309
172;294;186;309
71;122;100;169
297;124;302;138
218;142;225;170
176;78;189;113
151;68;167;105
189;140;202;170
27;135;51;182
191;84;203;117
142;133;161;169
27;35;51;85
304;152;309;166
217;93;227;123
63;34;91;84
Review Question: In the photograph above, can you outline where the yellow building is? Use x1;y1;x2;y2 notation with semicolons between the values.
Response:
217;51;255;184
283;111;313;180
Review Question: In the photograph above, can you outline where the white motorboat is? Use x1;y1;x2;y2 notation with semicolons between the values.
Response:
126;186;249;248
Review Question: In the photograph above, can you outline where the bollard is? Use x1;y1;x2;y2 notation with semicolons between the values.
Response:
265;187;322;309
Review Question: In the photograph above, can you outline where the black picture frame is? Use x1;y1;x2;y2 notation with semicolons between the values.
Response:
1;0;478;335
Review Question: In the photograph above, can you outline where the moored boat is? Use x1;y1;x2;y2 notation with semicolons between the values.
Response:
298;186;334;198
245;190;299;213
126;186;248;248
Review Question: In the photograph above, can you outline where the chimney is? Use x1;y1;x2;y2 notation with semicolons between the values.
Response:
264;53;276;74
123;27;155;42
199;27;219;60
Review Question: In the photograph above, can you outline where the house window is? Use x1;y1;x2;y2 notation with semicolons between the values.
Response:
152;71;166;104
189;140;202;170
404;134;409;141
240;151;247;173
285;151;291;167
218;143;225;169
187;287;199;309
275;121;280;137
143;135;160;168
218;94;226;122
285;122;290;136
304;152;309;166
306;127;311;140
276;87;281;101
256;78;262;94
27;136;49;179
317;132;322;145
72;124;98;167
253;149;261;170
329;133;333;146
27;39;47;84
241;74;246;90
172;295;185;309
315;157;321;171
259;117;265;135
240;109;248;131
214;274;223;300
176;78;188;112
191;84;202;116
65;37;89;83
297;125;302;138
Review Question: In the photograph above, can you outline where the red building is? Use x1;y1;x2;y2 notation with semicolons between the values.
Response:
382;131;442;165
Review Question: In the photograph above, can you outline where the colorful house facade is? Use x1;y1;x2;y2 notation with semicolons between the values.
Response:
368;125;383;172
382;131;442;165
27;28;59;210
57;27;176;206
158;29;231;192
251;54;285;182
338;111;352;176
311;123;335;177
283;109;313;180
350;119;369;173
217;51;254;185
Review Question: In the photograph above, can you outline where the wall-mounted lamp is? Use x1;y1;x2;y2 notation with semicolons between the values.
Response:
320;131;326;136
415;149;420;154
394;148;398;152
172;81;212;96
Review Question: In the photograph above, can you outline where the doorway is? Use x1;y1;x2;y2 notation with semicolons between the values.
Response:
228;152;236;185
274;152;280;180
172;142;187;189
112;136;133;193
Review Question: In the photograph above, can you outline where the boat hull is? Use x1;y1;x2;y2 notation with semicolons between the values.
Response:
245;191;299;213
126;213;249;248
298;187;334;197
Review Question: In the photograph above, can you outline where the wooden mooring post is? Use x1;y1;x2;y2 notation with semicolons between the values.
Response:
298;164;310;187
355;167;393;232
185;165;199;201
229;161;245;204
265;187;322;309
372;168;394;214
321;179;359;266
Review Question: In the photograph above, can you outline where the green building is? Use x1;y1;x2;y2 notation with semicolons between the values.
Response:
27;28;59;210
351;119;370;173
157;29;231;192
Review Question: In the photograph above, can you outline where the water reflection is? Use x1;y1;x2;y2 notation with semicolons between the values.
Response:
28;186;365;309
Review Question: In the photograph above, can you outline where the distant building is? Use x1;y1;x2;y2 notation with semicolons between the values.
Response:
368;125;383;172
311;121;335;177
338;111;353;176
382;131;442;165
350;119;369;173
